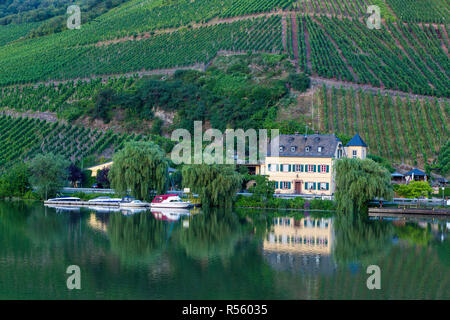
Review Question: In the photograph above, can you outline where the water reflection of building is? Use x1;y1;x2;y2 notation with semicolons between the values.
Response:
88;213;109;233
263;216;335;275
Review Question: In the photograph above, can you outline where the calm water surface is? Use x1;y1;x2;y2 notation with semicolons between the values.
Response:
0;201;449;299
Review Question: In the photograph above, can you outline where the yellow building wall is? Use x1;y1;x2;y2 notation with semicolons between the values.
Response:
87;161;113;177
263;217;333;255
262;156;335;195
346;146;367;159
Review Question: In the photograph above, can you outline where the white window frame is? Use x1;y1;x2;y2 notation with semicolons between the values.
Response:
307;164;314;172
352;150;357;158
320;165;327;173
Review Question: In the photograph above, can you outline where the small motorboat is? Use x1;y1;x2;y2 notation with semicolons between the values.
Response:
119;200;150;208
88;196;122;204
150;194;192;208
46;196;81;202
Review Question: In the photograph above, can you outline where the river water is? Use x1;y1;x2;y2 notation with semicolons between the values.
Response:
0;201;448;299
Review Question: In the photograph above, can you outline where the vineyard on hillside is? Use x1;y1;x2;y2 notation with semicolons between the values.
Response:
0;16;283;86
312;86;449;166
0;77;137;112
302;16;450;97
386;0;449;23
0;115;170;171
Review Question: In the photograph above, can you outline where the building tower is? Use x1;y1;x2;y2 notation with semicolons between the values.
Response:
345;134;368;159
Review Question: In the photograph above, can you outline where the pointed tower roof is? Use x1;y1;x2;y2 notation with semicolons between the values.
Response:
346;134;367;147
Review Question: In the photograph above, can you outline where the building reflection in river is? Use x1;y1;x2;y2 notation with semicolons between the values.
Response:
263;216;335;275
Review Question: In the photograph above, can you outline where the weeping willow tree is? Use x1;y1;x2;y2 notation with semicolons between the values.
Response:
109;141;168;200
335;158;393;214
182;164;243;207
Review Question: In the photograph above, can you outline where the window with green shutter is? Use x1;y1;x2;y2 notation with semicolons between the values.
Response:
275;181;279;189
326;183;329;190
301;164;304;172
326;165;330;173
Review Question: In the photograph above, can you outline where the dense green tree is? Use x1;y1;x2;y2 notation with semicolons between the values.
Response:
287;72;310;92
182;164;242;208
248;175;275;203
28;153;69;199
68;163;83;187
96;167;110;188
0;162;31;198
335;158;393;214
109;141;169;200
395;181;433;199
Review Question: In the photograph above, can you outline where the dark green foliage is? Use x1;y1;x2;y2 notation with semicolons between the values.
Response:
0;162;31;198
434;140;450;177
394;181;433;199
28;153;70;199
182;164;243;208
335;158;393;214
367;154;395;173
287;73;310;92
248;175;275;202
67;163;83;187
96;167;110;188
109;141;169;200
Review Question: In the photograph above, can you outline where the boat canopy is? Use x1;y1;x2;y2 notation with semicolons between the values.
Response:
152;194;179;203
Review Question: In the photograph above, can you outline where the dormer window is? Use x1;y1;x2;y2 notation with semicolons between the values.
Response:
305;146;310;152
291;146;297;152
279;146;284;152
318;146;322;153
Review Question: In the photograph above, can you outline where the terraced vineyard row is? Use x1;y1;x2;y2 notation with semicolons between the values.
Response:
0;115;149;170
0;16;282;86
1;77;137;112
304;16;353;81
0;22;41;46
299;0;369;17
221;0;295;18
314;86;449;166
316;16;449;97
386;0;449;23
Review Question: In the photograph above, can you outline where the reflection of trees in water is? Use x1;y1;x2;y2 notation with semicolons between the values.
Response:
318;244;450;299
395;224;431;246
334;211;394;266
107;212;170;265
436;238;450;267
173;208;245;261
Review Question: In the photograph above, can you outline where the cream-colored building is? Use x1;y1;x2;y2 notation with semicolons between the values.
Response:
261;133;367;195
264;216;334;255
86;161;113;177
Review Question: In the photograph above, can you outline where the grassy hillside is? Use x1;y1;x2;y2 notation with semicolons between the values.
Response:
0;0;448;171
